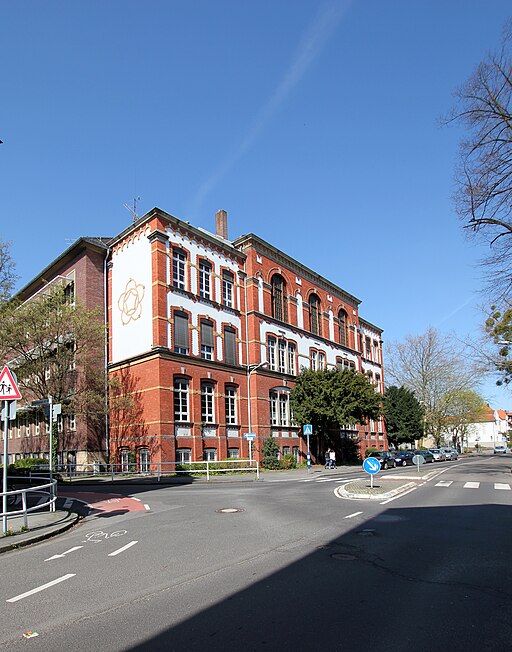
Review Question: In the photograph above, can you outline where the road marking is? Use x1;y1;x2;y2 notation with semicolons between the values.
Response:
6;574;75;603
380;484;418;504
345;511;363;519
62;498;73;509
108;541;138;557
495;483;511;490
463;482;480;489
317;478;342;483
45;546;83;561
144;504;150;510
132;497;142;502
435;481;453;487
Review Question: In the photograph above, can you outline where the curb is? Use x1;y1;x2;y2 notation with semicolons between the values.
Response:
0;512;81;554
335;480;418;501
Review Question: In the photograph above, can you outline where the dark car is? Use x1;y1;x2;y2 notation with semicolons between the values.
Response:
394;450;415;466
413;449;434;463
369;451;396;469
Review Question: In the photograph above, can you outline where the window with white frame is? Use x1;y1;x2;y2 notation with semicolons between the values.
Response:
278;339;286;373
227;447;239;459
64;280;75;306
268;336;277;370
199;260;212;299
225;385;237;425
172;248;186;290
201;382;215;424
176;448;191;464
222;270;234;307
174;378;189;422
119;449;129;472
69;414;76;431
287;343;296;375
318;352;325;370
139;448;150;473
203;448;217;461
200;319;214;360
310;350;318;371
67;340;76;370
270;390;291;427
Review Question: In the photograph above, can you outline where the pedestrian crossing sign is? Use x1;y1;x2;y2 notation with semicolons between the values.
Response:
303;424;313;435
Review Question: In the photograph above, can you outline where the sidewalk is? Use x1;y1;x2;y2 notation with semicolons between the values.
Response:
0;509;80;554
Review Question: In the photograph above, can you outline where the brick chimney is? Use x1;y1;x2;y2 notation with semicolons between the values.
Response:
215;209;228;239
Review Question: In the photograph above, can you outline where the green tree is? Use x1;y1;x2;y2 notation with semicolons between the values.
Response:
485;304;512;385
261;437;280;470
0;285;106;461
290;368;381;463
0;240;17;302
383;385;424;448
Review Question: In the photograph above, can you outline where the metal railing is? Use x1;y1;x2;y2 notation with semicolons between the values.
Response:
1;475;58;534
26;459;260;482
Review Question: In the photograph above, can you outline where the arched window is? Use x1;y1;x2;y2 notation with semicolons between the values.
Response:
339;310;348;347
309;294;321;336
271;274;287;322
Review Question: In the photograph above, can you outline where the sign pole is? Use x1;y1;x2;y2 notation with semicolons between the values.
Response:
249;439;252;464
3;400;9;535
307;433;310;473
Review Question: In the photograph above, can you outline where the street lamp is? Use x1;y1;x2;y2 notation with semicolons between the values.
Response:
246;361;267;462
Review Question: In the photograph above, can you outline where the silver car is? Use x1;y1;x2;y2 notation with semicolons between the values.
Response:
441;447;458;460
429;448;446;462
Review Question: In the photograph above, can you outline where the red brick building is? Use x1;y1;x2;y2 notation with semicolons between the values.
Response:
108;208;386;468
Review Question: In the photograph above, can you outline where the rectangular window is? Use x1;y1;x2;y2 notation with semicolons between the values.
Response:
224;327;237;365
287;343;296;375
271;391;290;427
174;311;189;354
365;336;371;359
199;261;211;299
174;379;189;422
200;320;214;360
318;352;325;370
173;249;186;290
279;394;289;426
201;382;215;424
69;414;76;431
227;447;239;459
310;350;318;371
278;340;286;373
203;448;217;461
222;271;234;308
176;448;191;464
225;386;237;425
64;281;75;306
268;337;277;371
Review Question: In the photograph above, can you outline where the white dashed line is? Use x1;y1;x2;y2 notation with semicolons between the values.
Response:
144;504;150;510
494;483;511;490
7;574;76;603
345;511;363;519
435;481;453;487
463;482;480;489
108;541;138;557
62;498;73;509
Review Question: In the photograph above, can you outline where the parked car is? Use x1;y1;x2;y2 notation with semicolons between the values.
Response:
394;450;415;466
429;448;446;462
369;451;396;469
494;445;508;454
413;449;434;463
441;447;458;460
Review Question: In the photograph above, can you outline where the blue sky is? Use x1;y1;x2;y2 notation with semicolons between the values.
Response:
1;1;511;407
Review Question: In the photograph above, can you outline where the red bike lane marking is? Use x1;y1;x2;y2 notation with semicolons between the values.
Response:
60;491;146;513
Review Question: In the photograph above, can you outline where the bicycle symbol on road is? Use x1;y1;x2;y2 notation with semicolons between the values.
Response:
82;530;127;544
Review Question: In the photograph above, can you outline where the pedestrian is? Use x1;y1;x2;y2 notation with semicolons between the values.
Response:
329;448;336;469
325;448;332;469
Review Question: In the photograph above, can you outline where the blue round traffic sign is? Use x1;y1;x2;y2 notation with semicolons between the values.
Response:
363;457;381;475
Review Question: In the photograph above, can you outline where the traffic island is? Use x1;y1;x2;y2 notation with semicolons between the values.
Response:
336;478;417;500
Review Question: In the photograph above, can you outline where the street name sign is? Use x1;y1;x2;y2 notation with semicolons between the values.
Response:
244;432;256;440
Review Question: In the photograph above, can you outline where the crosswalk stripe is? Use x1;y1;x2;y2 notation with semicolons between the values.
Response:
435;481;453;487
494;483;511;490
463;482;480;489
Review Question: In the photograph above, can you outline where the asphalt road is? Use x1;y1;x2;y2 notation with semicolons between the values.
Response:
1;455;512;651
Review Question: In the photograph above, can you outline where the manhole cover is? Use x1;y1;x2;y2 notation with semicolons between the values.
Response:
331;553;357;560
216;508;244;513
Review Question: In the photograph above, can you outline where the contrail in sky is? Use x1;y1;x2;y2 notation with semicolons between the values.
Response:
189;0;351;214
435;295;475;327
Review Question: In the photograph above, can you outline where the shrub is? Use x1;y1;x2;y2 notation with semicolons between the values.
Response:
364;447;378;458
280;453;297;470
262;437;280;469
